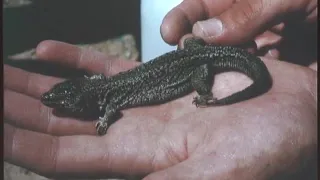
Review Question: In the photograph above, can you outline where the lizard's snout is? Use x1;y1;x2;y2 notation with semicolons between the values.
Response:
41;91;73;108
40;92;55;105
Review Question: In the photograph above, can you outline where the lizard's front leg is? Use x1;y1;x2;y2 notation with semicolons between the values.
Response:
95;105;117;135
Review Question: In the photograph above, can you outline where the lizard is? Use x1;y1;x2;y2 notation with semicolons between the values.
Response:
41;37;272;136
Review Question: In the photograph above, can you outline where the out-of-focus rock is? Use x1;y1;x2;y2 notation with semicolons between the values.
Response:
8;34;139;62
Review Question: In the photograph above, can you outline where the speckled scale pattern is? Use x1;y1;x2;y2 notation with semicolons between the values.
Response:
41;37;272;135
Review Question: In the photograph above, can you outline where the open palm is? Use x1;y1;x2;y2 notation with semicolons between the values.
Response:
4;40;317;179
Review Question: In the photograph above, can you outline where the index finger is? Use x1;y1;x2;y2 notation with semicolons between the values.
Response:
161;0;234;44
35;40;140;76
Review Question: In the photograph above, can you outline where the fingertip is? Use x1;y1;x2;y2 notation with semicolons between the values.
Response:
265;49;280;59
161;0;209;45
192;16;254;45
160;22;179;45
270;23;285;34
161;9;191;45
36;40;80;63
160;12;177;45
255;31;282;50
192;0;275;45
35;40;59;60
192;18;224;42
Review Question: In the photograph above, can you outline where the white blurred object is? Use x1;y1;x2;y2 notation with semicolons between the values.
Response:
141;0;183;62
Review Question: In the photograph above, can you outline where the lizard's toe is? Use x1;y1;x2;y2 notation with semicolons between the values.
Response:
95;120;108;136
192;97;200;107
192;95;218;107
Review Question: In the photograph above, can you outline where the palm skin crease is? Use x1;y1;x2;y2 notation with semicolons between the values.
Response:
41;37;272;136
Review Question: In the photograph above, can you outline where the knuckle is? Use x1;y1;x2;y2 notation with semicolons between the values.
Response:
39;103;53;133
237;0;264;25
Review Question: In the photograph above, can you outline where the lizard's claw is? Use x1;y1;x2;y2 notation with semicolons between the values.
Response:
95;117;108;136
192;95;218;108
192;97;200;107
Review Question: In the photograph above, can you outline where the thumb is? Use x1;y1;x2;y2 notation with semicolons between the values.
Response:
192;0;309;45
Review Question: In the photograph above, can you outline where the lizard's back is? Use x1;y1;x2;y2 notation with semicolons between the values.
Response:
107;45;271;109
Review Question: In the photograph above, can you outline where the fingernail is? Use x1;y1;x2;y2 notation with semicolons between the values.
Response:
266;49;280;59
193;18;223;38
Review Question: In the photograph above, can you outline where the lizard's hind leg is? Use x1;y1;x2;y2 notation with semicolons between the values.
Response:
191;64;217;107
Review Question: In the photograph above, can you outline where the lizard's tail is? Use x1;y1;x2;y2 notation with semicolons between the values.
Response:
212;55;272;105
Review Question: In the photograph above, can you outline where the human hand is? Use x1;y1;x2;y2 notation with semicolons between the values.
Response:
161;0;317;60
4;40;317;179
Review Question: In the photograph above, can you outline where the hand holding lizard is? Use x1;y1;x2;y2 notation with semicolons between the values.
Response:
4;40;316;179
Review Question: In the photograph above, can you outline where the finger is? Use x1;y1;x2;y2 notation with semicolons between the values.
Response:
263;49;280;59
4;123;156;178
254;30;282;50
35;40;140;76
192;0;303;44
179;34;258;54
161;0;235;45
270;22;285;34
254;31;282;59
4;65;62;99
305;4;317;23
4;89;96;135
4;123;59;177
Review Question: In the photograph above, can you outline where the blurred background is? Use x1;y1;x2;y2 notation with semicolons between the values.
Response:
4;0;141;79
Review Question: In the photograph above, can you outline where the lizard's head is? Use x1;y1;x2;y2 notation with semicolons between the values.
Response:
41;78;93;113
